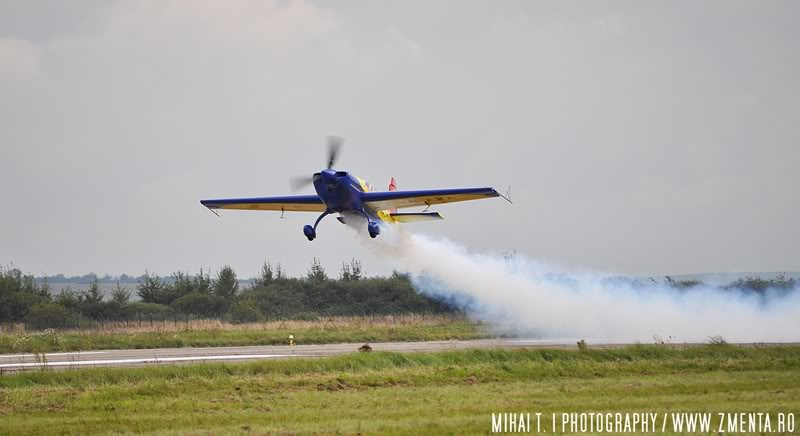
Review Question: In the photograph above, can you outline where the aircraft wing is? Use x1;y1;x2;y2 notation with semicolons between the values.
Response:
200;195;326;213
362;187;501;211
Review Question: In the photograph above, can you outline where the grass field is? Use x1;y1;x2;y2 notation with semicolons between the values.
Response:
0;345;798;434
0;314;491;354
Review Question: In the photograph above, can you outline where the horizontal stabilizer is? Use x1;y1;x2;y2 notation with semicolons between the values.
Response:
390;212;444;223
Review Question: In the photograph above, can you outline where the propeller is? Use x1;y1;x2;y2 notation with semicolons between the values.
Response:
289;175;314;192
289;136;343;192
326;135;343;169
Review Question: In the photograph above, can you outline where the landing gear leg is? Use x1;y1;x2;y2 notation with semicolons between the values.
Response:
354;209;381;239
303;210;330;241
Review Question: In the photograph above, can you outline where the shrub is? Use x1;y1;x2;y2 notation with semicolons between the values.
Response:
0;267;51;322
226;301;263;324
123;302;173;320
707;335;728;345
171;293;226;317
25;303;71;330
724;274;796;293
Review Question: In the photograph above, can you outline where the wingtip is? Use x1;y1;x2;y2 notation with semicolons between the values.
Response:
494;187;513;204
201;201;221;217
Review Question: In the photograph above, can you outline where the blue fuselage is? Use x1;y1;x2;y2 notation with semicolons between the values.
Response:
312;170;379;219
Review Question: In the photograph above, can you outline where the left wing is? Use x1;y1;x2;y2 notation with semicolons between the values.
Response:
201;195;325;213
362;187;501;211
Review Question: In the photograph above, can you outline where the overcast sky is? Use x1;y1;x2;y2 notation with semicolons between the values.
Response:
1;1;798;279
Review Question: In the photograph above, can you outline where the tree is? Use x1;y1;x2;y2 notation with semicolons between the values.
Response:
82;277;104;304
137;271;168;304
171;271;195;299
55;287;81;313
0;267;51;322
307;258;327;282
213;266;239;299
275;262;285;280
338;259;363;281
111;283;132;304
252;261;274;288
339;262;352;281
193;269;212;295
349;258;363;280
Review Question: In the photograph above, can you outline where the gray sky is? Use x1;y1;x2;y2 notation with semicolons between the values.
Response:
2;1;798;278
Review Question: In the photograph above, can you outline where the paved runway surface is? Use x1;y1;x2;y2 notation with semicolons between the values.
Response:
0;338;618;371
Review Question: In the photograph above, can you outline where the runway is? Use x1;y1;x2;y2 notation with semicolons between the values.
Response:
0;338;615;371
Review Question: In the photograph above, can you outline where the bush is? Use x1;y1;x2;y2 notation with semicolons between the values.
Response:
25;303;72;330
240;273;456;319
725;274;796;293
226;301;263;324
85;300;126;320
665;276;704;289
5;262;461;324
123;302;174;320
0;267;51;322
171;293;226;317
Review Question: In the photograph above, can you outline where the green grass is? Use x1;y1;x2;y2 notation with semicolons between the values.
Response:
0;317;490;354
1;345;798;434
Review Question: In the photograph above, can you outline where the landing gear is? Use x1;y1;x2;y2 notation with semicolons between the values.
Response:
303;209;381;240
303;210;330;242
352;209;381;239
368;221;381;239
303;225;316;241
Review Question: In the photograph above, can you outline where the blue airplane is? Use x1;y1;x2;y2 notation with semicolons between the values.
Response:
201;137;508;241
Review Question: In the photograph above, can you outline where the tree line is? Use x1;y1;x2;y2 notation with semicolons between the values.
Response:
3;260;797;331
1;259;456;330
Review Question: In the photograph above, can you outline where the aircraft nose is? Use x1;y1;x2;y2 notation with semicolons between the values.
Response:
320;170;337;183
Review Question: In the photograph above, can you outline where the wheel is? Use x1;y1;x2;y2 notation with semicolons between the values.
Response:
303;225;316;241
367;222;380;239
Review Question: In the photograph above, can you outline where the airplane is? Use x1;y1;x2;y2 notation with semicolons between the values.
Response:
200;137;509;241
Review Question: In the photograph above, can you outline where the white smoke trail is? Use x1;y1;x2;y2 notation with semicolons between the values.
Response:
354;224;800;343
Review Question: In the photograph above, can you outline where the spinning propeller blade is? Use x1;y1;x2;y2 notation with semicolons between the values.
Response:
289;136;344;192
289;175;314;192
327;135;343;169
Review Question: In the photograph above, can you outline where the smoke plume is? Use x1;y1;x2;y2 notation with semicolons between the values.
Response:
356;225;800;343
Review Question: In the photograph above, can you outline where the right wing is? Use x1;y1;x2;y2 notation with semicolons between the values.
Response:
362;187;501;211
200;195;326;212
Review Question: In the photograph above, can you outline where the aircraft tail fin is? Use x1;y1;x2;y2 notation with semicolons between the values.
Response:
388;177;397;213
389;212;444;223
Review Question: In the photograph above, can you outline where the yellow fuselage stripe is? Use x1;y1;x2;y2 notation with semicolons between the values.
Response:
355;175;395;223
